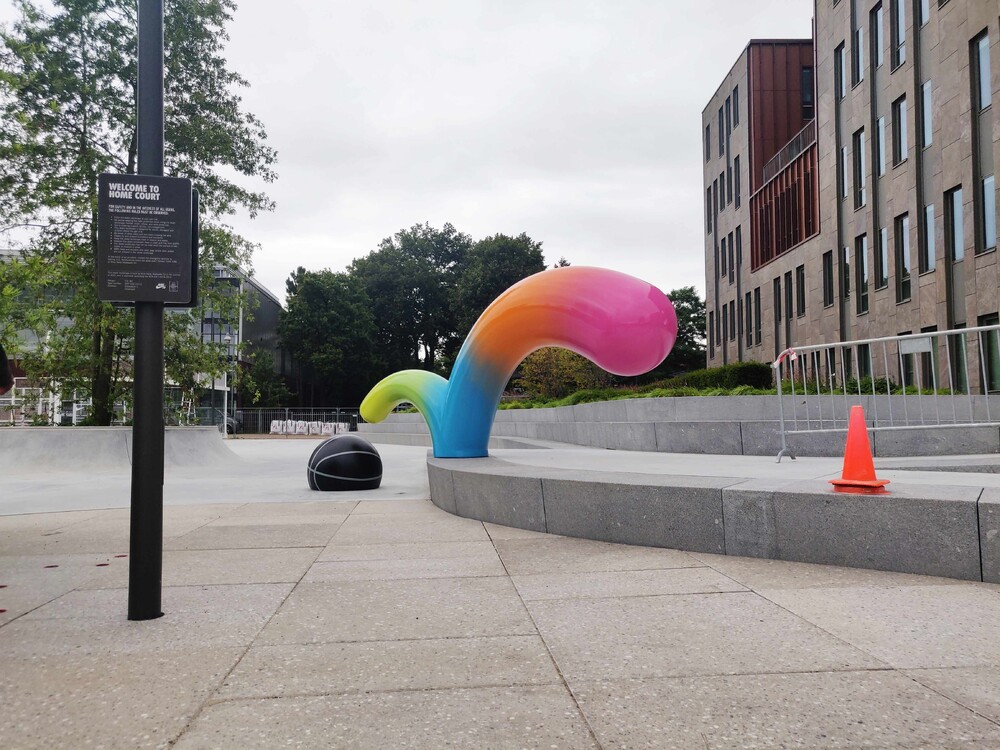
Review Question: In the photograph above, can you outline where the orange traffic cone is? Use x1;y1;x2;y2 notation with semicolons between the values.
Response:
829;405;890;494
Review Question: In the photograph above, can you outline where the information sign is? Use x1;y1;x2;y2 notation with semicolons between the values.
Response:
97;173;194;305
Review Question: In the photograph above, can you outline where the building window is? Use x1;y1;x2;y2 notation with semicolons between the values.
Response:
706;188;713;234
920;81;932;148
891;0;906;68
708;311;715;357
876;116;886;176
895;213;911;302
974;32;991;112
920;204;936;273
981;174;997;252
745;292;753;348
892;96;908;164
872;3;884;68
945;186;965;261
705;125;711;162
842;246;851;299
720;235;727;276
722;304;728;345
728;231;735;284
714;178;719;215
784;271;793;341
876;226;889;288
855;234;870;314
735;226;742;279
980;313;1000;393
852;25;865;86
753;286;762;345
733;85;739;126
795;264;806;317
719;172;725;209
839;146;849;200
853;128;866;208
727;164;733;205
822;250;834;307
725;96;731;136
835;44;846;100
730;301;736;341
919;0;929;25
734;155;741;208
718;106;724;156
802;66;815;118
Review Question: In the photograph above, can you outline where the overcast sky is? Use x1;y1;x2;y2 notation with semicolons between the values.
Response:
4;0;815;305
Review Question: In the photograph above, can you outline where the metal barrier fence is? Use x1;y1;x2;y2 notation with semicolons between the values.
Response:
772;323;1000;461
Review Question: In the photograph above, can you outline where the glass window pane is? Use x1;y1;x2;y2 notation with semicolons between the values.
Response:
978;35;991;111
984;175;997;249
921;81;932;147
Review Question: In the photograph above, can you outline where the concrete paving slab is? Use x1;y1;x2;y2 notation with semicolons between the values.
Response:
217;500;358;518
511;567;748;601
217;635;560;700
174;686;599;750
328;512;490;546
350;498;439;514
303;555;507;582
0;552;127;624
257;577;536;645
906;666;1000;724
483;521;549;541
1;584;293;655
526;591;884;681
1;647;244;750
77;547;321;588
760;584;1000;668
316;540;500;563
165;521;343;550
693;552;970;590
572;671;1000;749
494;535;702;575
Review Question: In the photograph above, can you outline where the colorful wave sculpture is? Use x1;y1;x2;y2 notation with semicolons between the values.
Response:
360;266;678;458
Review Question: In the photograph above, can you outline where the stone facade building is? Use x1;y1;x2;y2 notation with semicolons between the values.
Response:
704;0;1000;391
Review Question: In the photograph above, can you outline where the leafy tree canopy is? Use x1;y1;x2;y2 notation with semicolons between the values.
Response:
0;0;276;422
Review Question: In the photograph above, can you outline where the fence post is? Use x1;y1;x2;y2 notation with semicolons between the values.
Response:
773;351;797;463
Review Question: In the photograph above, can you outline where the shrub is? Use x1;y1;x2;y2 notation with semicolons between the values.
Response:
656;361;773;390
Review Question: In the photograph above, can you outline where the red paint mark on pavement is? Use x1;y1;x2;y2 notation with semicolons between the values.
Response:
96;563;110;567
114;554;128;558
43;565;59;569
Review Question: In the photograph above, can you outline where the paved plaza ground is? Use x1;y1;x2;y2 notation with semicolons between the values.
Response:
2;438;1000;748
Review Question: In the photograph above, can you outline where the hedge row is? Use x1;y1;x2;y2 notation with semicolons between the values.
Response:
653;361;773;390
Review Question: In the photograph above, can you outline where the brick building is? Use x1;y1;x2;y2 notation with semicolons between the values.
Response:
704;0;1000;389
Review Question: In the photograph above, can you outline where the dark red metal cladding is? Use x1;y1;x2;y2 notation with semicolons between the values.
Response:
750;144;819;271
748;40;814;192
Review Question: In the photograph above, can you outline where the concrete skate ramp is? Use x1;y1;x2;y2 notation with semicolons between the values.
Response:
0;426;238;474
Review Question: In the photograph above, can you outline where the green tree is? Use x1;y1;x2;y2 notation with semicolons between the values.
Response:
350;223;471;373
641;285;706;381
452;232;546;345
516;347;611;400
279;270;379;406
237;346;292;407
0;0;276;423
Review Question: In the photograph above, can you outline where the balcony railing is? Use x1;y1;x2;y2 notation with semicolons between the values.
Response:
762;119;816;184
